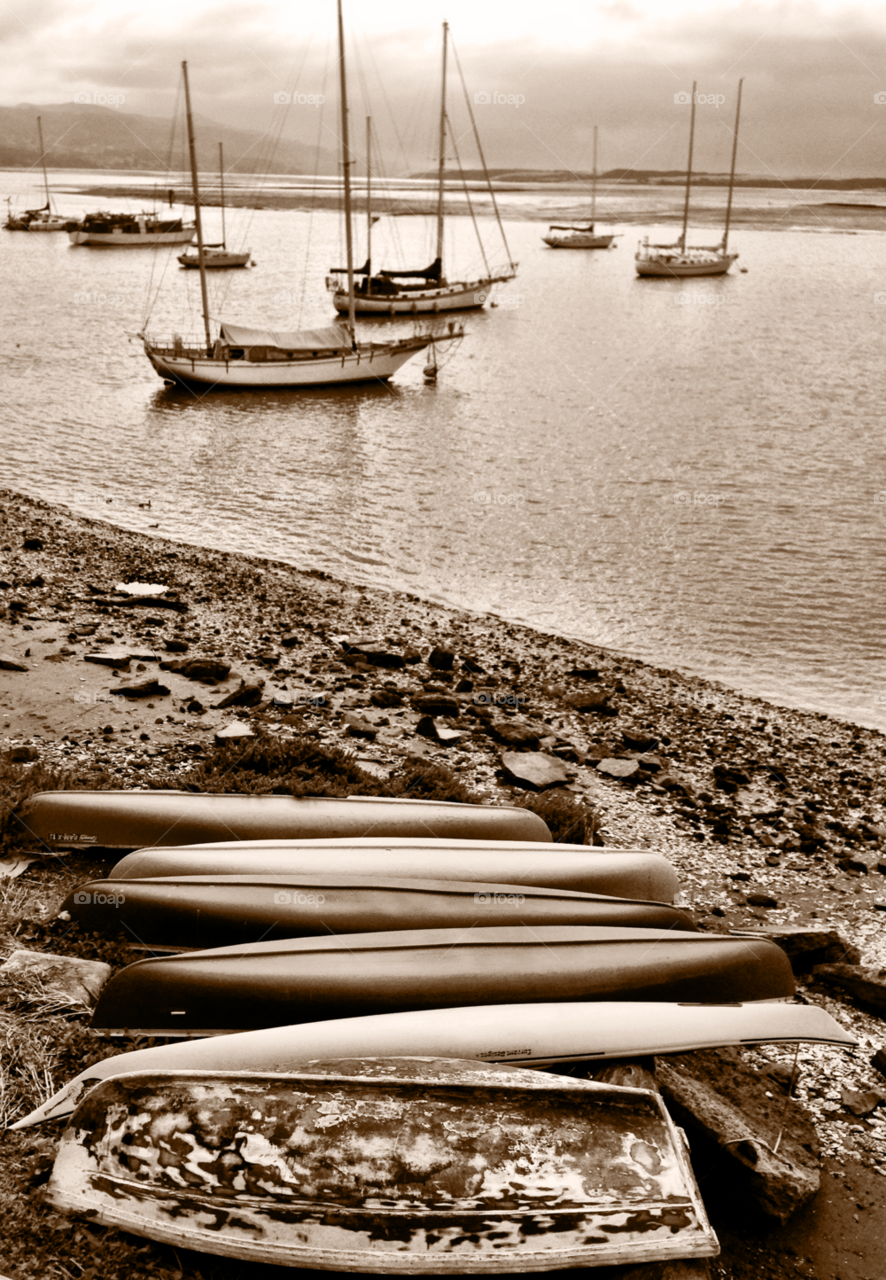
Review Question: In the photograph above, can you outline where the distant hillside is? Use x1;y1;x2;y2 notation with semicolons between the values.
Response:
0;103;337;175
416;166;886;190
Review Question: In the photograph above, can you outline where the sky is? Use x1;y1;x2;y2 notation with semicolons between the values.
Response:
3;0;886;176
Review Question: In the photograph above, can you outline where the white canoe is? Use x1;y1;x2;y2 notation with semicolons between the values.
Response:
110;838;679;903
12;1000;855;1130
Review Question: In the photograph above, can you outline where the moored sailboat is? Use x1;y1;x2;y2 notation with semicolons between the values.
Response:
4;117;69;231
178;142;252;268
635;79;743;278
543;126;617;249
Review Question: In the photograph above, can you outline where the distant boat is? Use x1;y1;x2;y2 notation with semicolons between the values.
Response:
327;22;517;315
4;117;68;231
543;126;617;249
178;141;252;269
68;211;196;247
635;79;743;278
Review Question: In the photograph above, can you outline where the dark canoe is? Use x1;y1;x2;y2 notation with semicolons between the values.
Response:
20;790;551;850
64;873;696;949
110;840;680;903
91;924;795;1035
45;1057;719;1271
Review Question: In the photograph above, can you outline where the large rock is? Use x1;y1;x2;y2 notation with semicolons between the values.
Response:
160;656;231;682
500;751;570;790
596;758;640;781
214;723;255;745
344;712;377;740
812;963;886;1015
0;654;29;672
110;678;170;699
412;693;459;718
487;719;540;749
0;948;111;1008
84;649;131;669
341;637;406;669
416;716;463;746
656;1048;820;1223
216;679;265;709
428;646;456;671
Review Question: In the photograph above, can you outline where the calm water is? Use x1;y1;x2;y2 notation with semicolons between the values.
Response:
4;169;886;731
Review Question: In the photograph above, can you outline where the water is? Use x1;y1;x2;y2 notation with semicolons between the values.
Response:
4;168;886;731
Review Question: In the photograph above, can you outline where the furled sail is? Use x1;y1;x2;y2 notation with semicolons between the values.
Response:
220;322;352;353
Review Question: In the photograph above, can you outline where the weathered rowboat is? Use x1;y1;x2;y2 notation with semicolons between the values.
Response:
44;1057;719;1271
65;873;695;949
110;838;680;903
12;1000;855;1130
20;790;551;849
90;924;795;1036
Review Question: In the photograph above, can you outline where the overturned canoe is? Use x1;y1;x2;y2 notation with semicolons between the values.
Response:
111;838;680;903
44;1057;719;1272
13;1000;855;1129
65;874;695;949
91;924;795;1036
21;790;551;850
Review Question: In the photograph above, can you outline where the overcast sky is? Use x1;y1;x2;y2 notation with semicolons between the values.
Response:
4;0;886;176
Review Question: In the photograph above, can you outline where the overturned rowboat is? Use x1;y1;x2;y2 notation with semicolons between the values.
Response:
12;999;855;1130
44;1057;720;1271
90;924;795;1036
20;790;551;850
65;873;695;949
110;838;680;903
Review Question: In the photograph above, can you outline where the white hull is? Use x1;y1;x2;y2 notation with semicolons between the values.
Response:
179;248;252;269
635;246;738;277
543;232;614;249
331;280;496;315
143;336;430;387
69;227;196;247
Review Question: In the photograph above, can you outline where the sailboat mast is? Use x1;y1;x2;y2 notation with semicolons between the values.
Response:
722;78;743;254
435;22;448;266
591;124;597;224
182;61;212;352
219;142;226;250
680;80;697;252
337;0;356;338
36;117;51;211
366;116;372;272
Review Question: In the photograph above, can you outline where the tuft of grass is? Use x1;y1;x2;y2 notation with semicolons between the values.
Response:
514;791;600;845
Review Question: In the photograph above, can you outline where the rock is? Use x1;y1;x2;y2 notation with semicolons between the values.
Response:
115;581;168;596
6;746;39;763
566;689;611;713
656;1048;820;1223
566;667;599;681
341;637;405;669
740;926;861;972
416;716;463;745
370;689;403;709
84;649;132;670
22;536;44;550
0;948;111;1007
412;693;459;718
428;646;456;671
216;680;265;709
635;753;664;772
164;638;190;653
487;720;540;749
460;655;485;674
186;699;204;714
160;656;231;682
214;723;255;745
500;750;570;790
344;712;377;740
110;678;170;699
402;646;423;664
281;631;303;649
596;758;640;780
746;891;779;908
839;851;877;874
812;964;886;1015
622;726;658;752
840;1086;886;1117
872;1048;886;1080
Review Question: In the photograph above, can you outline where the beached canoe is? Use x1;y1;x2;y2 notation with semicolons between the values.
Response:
44;1057;719;1272
90;924;795;1036
110;838;680;903
12;1000;855;1130
65;874;695;949
21;790;551;850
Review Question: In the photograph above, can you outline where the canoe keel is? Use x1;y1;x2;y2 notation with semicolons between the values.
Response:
47;1059;719;1271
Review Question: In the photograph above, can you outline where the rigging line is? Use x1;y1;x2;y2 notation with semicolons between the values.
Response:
449;35;515;270
447;114;491;278
144;78;186;326
298;44;333;329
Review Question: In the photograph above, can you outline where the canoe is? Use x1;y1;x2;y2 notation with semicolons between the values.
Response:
65;873;696;949
12;1000;855;1130
20;790;551;849
44;1057;719;1272
110;838;680;903
90;924;796;1035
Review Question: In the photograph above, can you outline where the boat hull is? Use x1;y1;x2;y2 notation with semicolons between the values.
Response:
90;924;796;1035
68;227;196;247
178;249;251;268
22;791;550;850
331;282;491;314
44;1059;718;1272
110;839;677;903
65;873;695;948
143;336;429;386
542;233;614;249
13;1000;856;1129
635;253;738;277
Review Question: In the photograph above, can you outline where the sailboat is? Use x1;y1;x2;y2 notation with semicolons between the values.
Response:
178;142;252;269
326;22;517;315
635;80;742;278
543;127;617;249
142;22;457;389
4;117;68;231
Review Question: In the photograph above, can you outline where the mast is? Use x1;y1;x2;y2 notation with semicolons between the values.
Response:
36;117;51;211
435;22;448;267
337;0;356;340
722;78;743;254
681;81;696;250
366;117;372;274
591;124;597;225
219;142;226;250
182;61;212;352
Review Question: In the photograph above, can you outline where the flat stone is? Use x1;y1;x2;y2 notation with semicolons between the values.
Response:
596;757;640;780
813;963;886;1015
83;649;132;669
488;720;540;749
110;678;170;699
115;581;168;596
500;750;570;790
216;680;265;709
215;723;256;745
341;637;405;669
416;716;463;746
622;726;658;752
164;638;190;653
160;656;231;682
0;948;111;1008
412;693;459;718
344;712;377;740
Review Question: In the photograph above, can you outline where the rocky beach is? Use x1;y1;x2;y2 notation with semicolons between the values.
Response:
2;483;886;1280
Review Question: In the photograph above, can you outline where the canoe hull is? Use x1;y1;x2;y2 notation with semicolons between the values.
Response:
21;791;551;849
66;873;695;948
110;839;678;903
90;924;796;1035
45;1059;719;1272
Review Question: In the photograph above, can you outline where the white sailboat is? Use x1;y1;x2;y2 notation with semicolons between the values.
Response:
142;16;458;388
327;22;517;315
543;127;617;249
635;80;743;278
4;117;68;231
178;142;253;269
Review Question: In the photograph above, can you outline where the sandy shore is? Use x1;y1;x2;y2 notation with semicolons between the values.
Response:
2;485;886;1278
